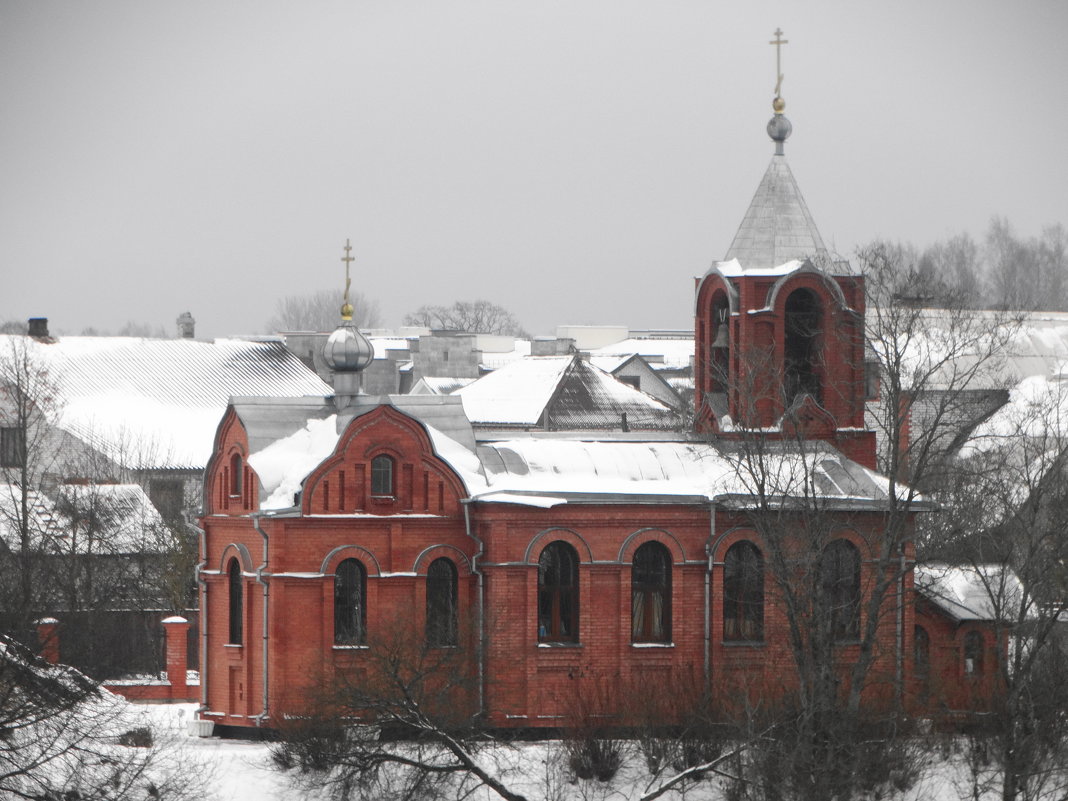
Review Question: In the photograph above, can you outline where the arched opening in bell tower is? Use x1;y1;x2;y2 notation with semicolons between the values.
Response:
784;288;823;405
709;293;731;396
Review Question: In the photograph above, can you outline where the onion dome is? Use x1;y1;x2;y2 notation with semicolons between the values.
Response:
324;321;374;372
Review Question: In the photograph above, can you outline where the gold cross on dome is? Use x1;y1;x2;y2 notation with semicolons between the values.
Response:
340;238;354;312
769;27;788;97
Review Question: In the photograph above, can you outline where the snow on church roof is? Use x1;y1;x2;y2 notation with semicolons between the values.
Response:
0;335;332;471
916;563;1025;622
471;439;895;507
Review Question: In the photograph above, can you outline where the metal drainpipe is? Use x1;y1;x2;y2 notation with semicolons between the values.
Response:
704;502;716;693
188;516;209;715
251;514;271;728
462;501;485;719
896;544;906;707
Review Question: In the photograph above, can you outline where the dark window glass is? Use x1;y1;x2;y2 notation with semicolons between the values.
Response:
538;541;579;643
229;453;242;497
784;288;822;405
632;542;671;643
914;625;930;677
426;558;458;647
964;630;984;675
371;455;394;496
821;539;860;641
1;427;25;468
228;558;243;645
724;540;764;641
334;559;366;645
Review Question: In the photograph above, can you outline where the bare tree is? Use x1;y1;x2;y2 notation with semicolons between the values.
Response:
404;300;527;337
267;289;382;333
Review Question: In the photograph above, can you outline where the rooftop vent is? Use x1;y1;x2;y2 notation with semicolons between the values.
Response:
28;318;49;338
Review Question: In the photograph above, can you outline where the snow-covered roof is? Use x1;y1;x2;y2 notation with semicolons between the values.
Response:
479;339;531;370
0;482;170;554
409;376;477;395
916;563;1025;622
456;356;679;430
471;439;894;507
589;339;694;370
0;335;332;471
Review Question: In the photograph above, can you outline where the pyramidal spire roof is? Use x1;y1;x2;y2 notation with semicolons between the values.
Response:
723;28;832;271
723;154;829;270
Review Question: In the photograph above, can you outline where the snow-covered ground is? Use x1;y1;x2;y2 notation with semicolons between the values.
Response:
137;703;980;801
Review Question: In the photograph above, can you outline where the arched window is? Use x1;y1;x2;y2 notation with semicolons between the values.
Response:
784;288;822;404
724;540;764;641
426;558;458;647
709;294;730;395
371;455;394;497
538;541;579;643
229;453;242;497
334;559;366;645
820;539;860;641
964;630;984;676
914;625;930;677
632;542;671;643
227;558;243;645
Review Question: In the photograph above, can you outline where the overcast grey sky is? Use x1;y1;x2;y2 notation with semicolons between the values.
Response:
2;2;1066;339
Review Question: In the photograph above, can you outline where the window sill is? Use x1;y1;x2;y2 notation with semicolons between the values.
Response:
538;642;582;648
223;643;243;648
333;644;369;650
631;642;674;648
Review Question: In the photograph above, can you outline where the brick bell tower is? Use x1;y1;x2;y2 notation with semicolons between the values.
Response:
694;30;875;469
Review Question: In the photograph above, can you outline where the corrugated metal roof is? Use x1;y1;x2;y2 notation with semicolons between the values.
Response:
0;335;332;470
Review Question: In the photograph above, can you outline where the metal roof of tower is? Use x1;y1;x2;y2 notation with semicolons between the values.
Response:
723;153;829;270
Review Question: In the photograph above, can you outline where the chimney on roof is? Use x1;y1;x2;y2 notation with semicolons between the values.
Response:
28;318;49;338
176;312;195;339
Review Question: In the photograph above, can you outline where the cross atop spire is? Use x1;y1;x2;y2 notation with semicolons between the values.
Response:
769;27;788;109
340;238;355;321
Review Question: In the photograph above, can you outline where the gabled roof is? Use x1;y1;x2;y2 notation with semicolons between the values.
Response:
916;563;1025;622
0;335;332;471
724;154;830;271
455;356;679;430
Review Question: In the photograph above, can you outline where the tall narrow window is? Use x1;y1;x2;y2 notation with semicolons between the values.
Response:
538;541;579;643
370;455;394;497
229;453;243;497
334;559;366;645
724;540;764;641
227;558;243;645
632;542;671;643
964;631;984;676
914;625;930;678
426;558;458;647
1;427;25;468
821;539;860;641
784;288;822;404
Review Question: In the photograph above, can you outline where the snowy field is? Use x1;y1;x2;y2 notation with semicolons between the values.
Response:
133;703;983;801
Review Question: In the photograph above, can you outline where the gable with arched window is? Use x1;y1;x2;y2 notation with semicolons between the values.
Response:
426;558;458;647
820;539;860;641
334;558;367;645
227;558;243;645
724;540;764;642
538;541;579;643
631;542;671;643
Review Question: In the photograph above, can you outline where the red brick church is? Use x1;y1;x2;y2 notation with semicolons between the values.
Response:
196;92;1001;735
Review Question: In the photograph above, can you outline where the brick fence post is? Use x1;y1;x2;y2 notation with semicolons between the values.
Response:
35;617;60;664
161;616;189;699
